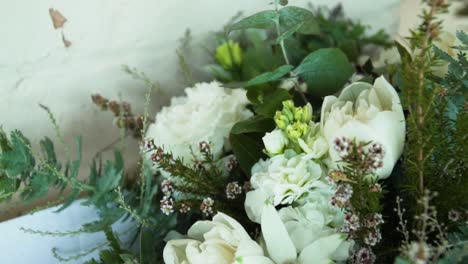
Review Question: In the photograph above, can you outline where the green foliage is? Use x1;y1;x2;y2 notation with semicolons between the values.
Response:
230;133;265;176
238;65;293;88
293;48;353;97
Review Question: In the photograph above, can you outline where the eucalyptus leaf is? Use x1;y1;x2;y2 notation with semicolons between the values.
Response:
230;10;277;31
279;6;319;35
231;116;275;134
244;65;293;88
293;48;353;97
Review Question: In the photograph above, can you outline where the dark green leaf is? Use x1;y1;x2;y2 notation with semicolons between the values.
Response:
229;133;265;176
0;128;11;152
279;6;319;35
395;40;412;63
255;88;292;117
230;11;277;31
293;48;353;97
231;116;275;134
244;65;293;88
40;137;57;166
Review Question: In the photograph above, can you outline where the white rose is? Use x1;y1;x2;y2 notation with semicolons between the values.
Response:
145;82;252;167
163;213;273;264
260;204;352;264
297;122;329;160
321;76;405;179
262;129;288;156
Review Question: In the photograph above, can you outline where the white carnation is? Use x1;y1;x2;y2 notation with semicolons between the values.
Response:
146;82;252;166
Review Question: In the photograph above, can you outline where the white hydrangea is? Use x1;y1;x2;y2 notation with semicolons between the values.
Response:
145;82;252;166
249;150;326;207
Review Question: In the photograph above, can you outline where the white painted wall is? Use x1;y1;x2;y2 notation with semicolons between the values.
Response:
0;0;402;217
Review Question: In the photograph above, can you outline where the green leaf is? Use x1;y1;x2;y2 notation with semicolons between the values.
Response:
230;133;265;176
255;88;292;117
231;116;275;134
0;175;18;202
0;128;11;152
279;6;319;35
276;22;305;44
293;48;353;97
40;137;57;166
0;130;35;178
244;65;293;88
456;30;468;46
229;10;277;31
395;40;412;63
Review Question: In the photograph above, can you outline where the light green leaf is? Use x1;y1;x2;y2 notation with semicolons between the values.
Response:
230;11;278;31
231;116;275;134
245;65;293;88
279;6;319;35
293;48;353;97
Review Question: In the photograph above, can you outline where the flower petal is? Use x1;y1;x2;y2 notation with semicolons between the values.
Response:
297;233;345;264
244;189;269;223
261;204;297;264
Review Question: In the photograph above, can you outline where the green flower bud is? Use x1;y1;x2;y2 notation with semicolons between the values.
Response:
215;40;243;70
281;100;295;121
274;111;289;129
291;103;313;123
286;121;309;140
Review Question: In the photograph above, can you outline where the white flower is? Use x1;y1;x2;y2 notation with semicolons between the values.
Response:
163;213;273;264
297;122;329;159
262;129;288;156
321;76;405;179
260;204;352;264
146;82;252;167
278;188;346;254
249;150;326;207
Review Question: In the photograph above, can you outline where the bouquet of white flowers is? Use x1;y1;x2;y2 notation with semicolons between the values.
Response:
0;0;467;263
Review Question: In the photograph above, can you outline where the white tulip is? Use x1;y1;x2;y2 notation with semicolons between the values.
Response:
163;213;273;264
321;76;405;179
262;129;289;156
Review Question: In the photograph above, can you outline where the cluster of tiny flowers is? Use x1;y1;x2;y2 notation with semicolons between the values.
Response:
364;229;382;246
199;141;211;153
179;203;191;214
200;197;215;216
448;209;461;222
142;138;156;151
160;196;174;215
365;143;385;170
364;213;384;228
333;137;354;158
161;179;174;196
341;213;361;233
151;148;164;163
225;181;243;199
407;242;431;264
331;184;353;208
226;156;238;171
369;183;382;192
352;248;376;264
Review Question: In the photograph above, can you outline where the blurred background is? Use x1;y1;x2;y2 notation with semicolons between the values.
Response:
0;0;467;221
